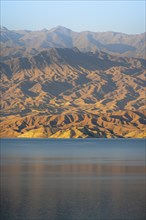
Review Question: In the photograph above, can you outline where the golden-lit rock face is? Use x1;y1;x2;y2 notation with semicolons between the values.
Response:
0;111;145;138
0;48;146;138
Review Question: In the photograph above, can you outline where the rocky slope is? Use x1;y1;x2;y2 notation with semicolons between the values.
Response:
0;47;145;138
1;110;145;138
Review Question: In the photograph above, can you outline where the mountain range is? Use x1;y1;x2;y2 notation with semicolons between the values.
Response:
1;26;146;60
0;26;146;138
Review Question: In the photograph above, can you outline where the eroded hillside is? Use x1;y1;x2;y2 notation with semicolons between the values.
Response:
0;48;146;138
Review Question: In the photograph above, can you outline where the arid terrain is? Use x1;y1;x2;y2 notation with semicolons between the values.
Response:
1;26;146;59
0;27;146;138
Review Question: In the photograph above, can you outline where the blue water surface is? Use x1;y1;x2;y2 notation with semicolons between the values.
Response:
0;138;145;220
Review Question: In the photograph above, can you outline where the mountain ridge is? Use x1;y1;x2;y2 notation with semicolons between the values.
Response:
1;26;146;60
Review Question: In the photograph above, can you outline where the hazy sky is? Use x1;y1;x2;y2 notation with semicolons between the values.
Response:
1;0;145;34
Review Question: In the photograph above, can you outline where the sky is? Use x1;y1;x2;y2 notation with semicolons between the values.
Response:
1;0;145;34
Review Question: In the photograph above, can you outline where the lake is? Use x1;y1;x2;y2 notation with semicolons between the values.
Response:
0;138;145;220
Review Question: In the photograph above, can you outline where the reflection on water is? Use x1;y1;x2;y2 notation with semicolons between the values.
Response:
0;139;146;220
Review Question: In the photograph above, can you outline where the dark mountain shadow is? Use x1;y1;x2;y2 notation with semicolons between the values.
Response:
0;62;12;78
54;48;130;70
20;81;37;97
116;94;135;110
74;73;91;85
123;68;142;75
43;81;73;96
18;57;31;69
105;44;136;53
31;51;51;69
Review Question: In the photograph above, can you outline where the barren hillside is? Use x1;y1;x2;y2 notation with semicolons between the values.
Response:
1;47;145;138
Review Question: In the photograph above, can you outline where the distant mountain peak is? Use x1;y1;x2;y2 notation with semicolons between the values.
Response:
49;25;72;33
0;26;8;31
53;25;70;30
